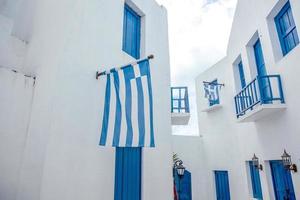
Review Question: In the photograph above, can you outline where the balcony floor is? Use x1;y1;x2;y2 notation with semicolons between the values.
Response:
171;113;191;125
237;103;287;123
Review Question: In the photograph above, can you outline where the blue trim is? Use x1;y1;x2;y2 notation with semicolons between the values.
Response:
115;148;142;200
214;171;231;200
238;61;246;88
270;160;296;200
249;161;263;199
171;87;190;113
275;1;299;56
234;75;284;118
123;4;141;59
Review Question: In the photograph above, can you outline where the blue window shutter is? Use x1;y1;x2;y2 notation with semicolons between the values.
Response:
123;4;141;59
275;1;299;56
238;61;246;88
215;171;230;200
270;161;296;200
115;147;142;200
249;161;263;199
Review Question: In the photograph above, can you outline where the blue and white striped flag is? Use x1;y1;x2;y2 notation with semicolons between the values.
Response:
99;59;155;147
204;83;218;101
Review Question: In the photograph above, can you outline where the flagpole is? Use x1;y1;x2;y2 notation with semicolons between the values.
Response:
203;81;225;86
96;54;154;79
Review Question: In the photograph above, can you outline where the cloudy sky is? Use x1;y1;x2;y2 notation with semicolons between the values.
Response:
155;0;237;135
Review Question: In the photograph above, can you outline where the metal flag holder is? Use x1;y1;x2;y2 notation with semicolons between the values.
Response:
96;54;154;79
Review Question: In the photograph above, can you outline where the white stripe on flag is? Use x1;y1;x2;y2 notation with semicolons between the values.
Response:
132;63;141;78
106;74;115;146
131;78;139;146
142;76;151;147
118;70;127;147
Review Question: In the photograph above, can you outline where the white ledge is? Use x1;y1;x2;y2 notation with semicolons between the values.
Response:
201;104;222;113
237;104;287;123
171;112;190;125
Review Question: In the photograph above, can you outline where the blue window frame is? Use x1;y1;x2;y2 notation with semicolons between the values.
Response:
209;80;220;106
249;161;263;199
214;171;230;200
123;4;141;59
238;61;246;89
115;147;141;200
171;87;190;113
275;1;299;56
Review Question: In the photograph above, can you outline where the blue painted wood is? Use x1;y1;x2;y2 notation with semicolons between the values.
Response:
254;39;272;103
275;1;299;56
270;160;296;200
174;169;192;200
249;161;263;199
215;171;230;200
123;4;141;59
238;61;246;88
115;147;141;200
171;87;190;113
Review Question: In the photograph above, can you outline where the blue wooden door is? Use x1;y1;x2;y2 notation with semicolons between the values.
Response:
115;147;141;200
215;171;231;200
249;161;263;199
254;39;271;103
174;169;192;200
270;161;296;200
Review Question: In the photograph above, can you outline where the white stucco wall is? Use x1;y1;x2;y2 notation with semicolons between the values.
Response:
192;0;300;199
0;0;173;200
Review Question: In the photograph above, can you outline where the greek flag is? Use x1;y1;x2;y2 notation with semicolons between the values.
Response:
99;59;155;147
204;83;218;101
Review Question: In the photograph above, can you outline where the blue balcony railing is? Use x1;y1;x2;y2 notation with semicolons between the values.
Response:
171;87;190;113
234;75;285;118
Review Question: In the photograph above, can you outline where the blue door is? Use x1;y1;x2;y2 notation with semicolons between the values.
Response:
115;147;141;200
270;160;296;200
254;39;271;103
215;171;231;200
249;161;263;199
174;169;192;200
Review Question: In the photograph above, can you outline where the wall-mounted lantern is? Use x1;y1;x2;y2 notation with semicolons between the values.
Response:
252;154;263;171
281;149;297;173
175;160;185;177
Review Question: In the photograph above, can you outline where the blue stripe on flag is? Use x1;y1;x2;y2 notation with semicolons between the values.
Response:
99;74;111;146
139;60;155;147
123;67;134;147
136;76;145;146
112;70;122;147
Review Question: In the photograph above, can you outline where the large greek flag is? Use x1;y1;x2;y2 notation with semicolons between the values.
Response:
99;59;155;147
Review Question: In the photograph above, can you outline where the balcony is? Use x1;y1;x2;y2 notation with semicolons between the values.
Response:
171;87;190;125
234;75;286;122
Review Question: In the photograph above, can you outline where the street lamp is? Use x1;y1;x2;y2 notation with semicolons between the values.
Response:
281;149;297;173
175;160;185;200
252;154;263;171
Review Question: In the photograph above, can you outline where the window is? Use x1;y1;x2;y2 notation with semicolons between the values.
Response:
123;4;141;59
214;171;231;200
209;80;220;106
238;61;246;89
171;87;190;113
275;1;299;56
249;161;263;199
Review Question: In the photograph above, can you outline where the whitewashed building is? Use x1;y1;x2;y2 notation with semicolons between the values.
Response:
0;0;174;200
193;0;300;199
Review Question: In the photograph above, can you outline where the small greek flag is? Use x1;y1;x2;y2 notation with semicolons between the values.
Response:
99;59;155;147
204;83;218;101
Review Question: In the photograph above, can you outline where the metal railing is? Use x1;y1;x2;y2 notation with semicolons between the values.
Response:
234;75;285;118
171;87;190;113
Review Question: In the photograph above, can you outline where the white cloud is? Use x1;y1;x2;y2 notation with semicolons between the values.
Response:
155;0;237;135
